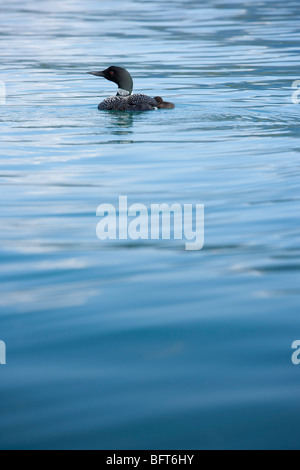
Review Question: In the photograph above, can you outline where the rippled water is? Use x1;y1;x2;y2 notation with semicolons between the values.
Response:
0;0;300;450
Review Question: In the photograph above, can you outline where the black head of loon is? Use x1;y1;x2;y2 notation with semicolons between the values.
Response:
88;66;134;96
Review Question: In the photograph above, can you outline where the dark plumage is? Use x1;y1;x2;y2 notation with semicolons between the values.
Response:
98;94;158;111
87;66;175;112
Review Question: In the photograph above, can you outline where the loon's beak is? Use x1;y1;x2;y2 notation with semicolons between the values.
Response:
87;71;105;77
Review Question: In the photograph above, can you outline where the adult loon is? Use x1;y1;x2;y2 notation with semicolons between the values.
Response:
87;66;175;111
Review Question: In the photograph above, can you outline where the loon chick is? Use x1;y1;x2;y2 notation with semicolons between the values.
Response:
87;66;175;112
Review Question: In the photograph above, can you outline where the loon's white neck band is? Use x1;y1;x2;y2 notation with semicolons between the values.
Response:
117;88;131;97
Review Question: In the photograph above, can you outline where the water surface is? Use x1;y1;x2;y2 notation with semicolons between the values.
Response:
0;0;300;450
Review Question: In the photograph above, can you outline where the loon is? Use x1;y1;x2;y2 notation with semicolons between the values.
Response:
87;66;175;111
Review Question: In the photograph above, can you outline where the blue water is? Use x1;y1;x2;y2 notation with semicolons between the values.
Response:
0;0;300;450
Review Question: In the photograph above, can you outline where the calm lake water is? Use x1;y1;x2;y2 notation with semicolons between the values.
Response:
0;0;300;450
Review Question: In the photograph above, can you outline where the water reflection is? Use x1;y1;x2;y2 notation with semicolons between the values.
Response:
106;111;135;135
